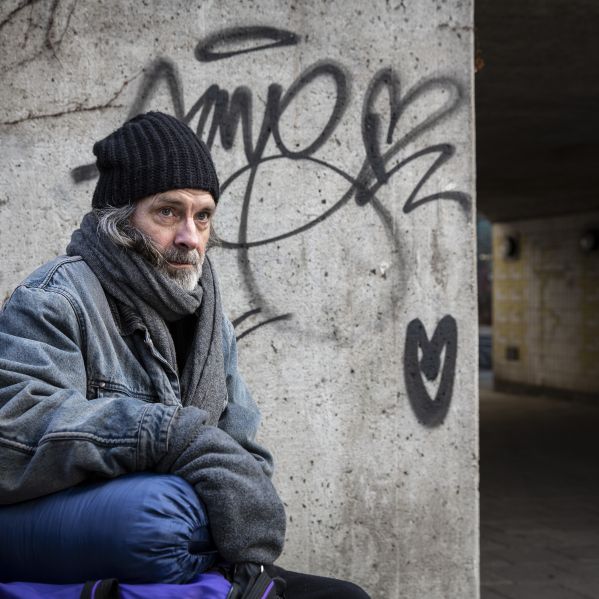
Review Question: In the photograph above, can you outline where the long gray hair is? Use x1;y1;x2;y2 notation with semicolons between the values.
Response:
94;203;219;258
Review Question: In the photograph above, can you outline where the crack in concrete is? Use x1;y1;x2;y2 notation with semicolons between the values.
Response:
0;69;142;126
0;0;43;33
2;0;78;73
45;0;78;58
52;0;78;53
21;0;37;49
2;52;42;75
1;103;125;126
44;0;61;56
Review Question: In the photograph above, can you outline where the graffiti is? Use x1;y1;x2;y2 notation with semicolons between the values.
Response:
404;315;457;427
70;26;470;343
358;68;469;213
195;26;299;62
232;308;293;342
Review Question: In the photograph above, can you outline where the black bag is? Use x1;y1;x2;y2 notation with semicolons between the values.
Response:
225;563;286;599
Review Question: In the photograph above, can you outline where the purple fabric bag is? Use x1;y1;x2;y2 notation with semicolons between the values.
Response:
0;572;232;599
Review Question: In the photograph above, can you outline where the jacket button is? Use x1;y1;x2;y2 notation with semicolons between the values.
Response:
99;382;106;388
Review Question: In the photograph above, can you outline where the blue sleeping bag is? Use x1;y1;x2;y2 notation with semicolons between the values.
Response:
0;474;217;584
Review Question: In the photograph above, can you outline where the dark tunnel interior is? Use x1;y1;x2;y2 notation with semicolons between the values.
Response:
476;1;599;597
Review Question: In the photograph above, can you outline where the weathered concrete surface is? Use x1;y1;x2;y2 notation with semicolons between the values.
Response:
0;1;477;597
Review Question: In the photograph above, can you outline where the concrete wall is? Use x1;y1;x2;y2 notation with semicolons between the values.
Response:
0;1;477;597
493;212;599;398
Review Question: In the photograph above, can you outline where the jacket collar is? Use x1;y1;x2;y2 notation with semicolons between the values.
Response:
106;294;145;336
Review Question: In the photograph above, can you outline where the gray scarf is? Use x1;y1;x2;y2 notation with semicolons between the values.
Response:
67;212;226;425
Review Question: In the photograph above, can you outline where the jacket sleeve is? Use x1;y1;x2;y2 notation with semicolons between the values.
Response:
157;407;286;564
217;316;275;477
0;285;177;505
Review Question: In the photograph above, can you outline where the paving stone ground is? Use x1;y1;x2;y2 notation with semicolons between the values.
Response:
480;378;599;599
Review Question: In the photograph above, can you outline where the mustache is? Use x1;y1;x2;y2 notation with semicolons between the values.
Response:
161;246;203;266
126;225;203;269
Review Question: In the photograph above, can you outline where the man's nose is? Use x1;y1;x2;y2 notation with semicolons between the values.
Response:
174;218;201;250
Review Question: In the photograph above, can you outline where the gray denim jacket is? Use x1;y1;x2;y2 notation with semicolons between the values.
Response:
0;255;273;504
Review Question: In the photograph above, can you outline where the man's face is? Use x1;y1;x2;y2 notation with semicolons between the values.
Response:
130;188;216;290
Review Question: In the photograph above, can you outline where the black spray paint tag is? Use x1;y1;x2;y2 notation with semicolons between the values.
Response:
404;315;458;427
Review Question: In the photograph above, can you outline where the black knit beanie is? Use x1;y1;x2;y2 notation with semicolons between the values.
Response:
91;112;219;209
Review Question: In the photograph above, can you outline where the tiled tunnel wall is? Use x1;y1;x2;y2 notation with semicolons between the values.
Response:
493;211;599;396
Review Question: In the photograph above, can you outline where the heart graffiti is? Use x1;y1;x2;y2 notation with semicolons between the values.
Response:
357;68;469;213
403;315;458;427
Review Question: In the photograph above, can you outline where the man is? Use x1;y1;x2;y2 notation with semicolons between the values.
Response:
0;112;369;598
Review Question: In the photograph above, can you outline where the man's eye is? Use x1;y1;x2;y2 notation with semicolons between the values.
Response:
195;212;210;222
159;207;174;217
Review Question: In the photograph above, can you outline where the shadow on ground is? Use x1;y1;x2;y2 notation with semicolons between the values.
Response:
480;379;599;599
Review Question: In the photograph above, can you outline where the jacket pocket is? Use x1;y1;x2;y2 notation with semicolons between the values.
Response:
87;379;160;403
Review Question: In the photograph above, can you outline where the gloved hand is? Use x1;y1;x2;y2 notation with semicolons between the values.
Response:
156;407;286;565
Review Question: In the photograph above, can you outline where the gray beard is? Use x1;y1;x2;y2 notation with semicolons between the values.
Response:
158;247;204;291
126;226;204;292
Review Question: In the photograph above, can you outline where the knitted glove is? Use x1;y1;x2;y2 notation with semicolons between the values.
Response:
157;406;286;564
